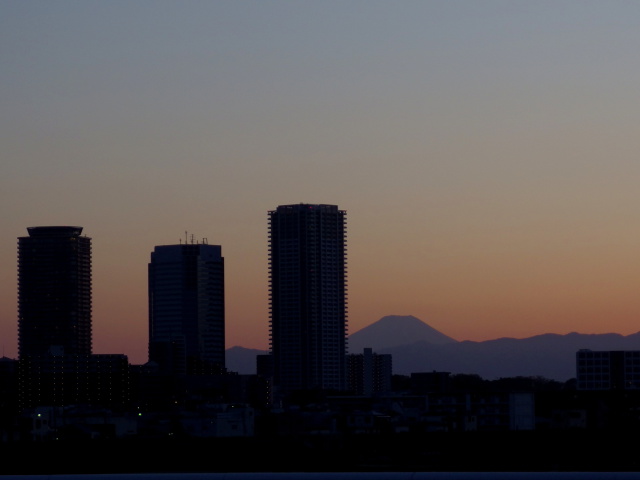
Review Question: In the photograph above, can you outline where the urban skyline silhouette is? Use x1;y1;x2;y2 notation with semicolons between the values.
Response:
4;1;640;474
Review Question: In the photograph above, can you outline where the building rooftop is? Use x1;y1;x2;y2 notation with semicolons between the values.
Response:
26;226;84;237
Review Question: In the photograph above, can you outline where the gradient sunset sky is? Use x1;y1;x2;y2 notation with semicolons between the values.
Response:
3;1;640;365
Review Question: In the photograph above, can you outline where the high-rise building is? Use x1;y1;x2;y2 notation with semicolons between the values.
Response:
18;226;92;358
17;227;131;410
268;203;347;393
148;241;225;375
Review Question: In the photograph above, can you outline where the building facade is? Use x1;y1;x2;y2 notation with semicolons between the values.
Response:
18;226;92;358
19;353;130;410
148;241;225;375
347;348;392;396
576;349;640;390
268;203;347;393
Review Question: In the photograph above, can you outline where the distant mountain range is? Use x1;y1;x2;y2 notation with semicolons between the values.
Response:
226;315;640;381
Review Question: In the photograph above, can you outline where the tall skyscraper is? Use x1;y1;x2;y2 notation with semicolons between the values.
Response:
18;226;92;358
268;204;347;393
17;227;131;410
148;240;225;375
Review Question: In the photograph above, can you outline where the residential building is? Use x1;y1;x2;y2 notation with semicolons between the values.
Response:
576;349;640;390
17;226;132;410
19;353;130;410
148;240;225;375
347;348;392;396
18;226;92;358
26;405;138;441
268;203;347;394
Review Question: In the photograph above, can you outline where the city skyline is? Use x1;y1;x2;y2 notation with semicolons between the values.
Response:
4;2;640;365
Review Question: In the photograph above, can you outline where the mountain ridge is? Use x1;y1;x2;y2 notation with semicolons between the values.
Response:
225;315;640;381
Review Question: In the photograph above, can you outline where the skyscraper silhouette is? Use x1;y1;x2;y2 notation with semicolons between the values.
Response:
17;226;131;410
268;204;347;393
18;226;92;358
148;240;225;375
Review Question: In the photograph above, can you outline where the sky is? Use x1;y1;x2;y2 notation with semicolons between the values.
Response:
3;1;640;365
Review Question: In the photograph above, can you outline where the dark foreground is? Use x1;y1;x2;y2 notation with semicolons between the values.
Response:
2;430;639;475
